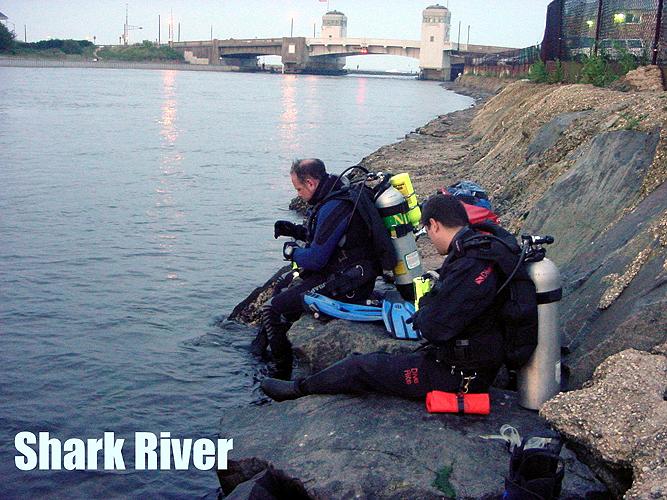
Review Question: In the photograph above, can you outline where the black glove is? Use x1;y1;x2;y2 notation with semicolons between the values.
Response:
282;241;298;261
274;220;297;239
408;310;421;333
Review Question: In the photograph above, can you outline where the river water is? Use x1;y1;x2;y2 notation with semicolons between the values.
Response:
0;67;473;497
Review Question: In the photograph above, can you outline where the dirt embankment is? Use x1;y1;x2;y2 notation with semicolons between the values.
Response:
363;73;666;497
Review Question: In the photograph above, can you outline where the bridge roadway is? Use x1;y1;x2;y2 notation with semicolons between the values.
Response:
171;37;515;78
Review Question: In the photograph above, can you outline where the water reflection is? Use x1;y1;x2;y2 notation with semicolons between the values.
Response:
154;70;185;270
160;71;178;146
279;74;300;156
356;76;367;105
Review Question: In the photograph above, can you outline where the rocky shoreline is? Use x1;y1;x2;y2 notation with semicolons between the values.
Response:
223;72;666;498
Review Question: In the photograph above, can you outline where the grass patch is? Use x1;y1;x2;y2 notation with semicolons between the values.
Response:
620;112;647;130
432;464;456;498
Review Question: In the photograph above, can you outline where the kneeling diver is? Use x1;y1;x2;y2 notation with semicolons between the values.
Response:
257;158;390;379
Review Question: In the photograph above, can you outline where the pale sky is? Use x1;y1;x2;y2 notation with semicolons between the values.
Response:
1;1;553;70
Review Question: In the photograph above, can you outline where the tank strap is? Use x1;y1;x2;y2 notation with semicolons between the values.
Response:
536;288;563;304
377;200;410;218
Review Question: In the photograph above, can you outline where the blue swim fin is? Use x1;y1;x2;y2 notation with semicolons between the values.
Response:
382;291;421;340
303;292;383;322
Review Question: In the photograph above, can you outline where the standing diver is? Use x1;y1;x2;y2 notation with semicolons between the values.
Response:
261;194;515;400
257;158;392;380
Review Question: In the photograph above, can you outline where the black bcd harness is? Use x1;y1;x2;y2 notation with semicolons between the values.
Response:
447;222;539;371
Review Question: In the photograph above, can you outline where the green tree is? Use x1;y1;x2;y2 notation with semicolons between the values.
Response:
548;59;564;83
0;22;15;52
617;47;637;76
528;59;549;83
581;53;617;87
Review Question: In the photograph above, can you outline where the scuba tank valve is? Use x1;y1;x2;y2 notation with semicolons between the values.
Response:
390;173;421;229
518;235;562;410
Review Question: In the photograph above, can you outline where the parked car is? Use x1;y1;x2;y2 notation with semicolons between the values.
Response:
598;38;645;59
567;36;596;59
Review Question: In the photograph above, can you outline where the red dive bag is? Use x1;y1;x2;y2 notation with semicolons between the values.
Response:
426;391;491;415
463;203;499;225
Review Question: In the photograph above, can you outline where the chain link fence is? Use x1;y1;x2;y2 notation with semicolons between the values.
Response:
543;0;666;64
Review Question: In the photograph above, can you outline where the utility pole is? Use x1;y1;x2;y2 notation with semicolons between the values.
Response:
122;4;142;45
313;22;316;38
594;0;603;55
467;25;470;48
457;20;461;51
158;15;161;45
24;24;26;42
290;18;294;37
178;22;181;43
653;0;664;64
169;9;173;44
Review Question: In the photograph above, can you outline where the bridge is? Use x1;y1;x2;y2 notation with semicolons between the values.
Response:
170;6;515;80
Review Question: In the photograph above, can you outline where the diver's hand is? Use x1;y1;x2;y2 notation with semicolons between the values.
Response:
274;220;298;239
282;241;298;261
407;310;423;334
424;270;440;281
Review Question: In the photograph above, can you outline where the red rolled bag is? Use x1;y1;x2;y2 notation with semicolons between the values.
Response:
426;391;491;415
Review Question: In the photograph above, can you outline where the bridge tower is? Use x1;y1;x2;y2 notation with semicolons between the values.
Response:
321;10;347;40
419;4;452;80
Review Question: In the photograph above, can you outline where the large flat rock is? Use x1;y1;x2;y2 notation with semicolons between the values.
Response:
218;390;606;499
289;315;415;374
523;128;666;388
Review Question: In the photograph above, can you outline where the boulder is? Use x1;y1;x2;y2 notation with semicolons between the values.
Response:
219;390;607;499
228;265;293;326
541;345;667;498
289;315;415;374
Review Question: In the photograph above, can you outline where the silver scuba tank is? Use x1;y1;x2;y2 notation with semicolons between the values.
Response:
518;252;562;410
374;184;423;301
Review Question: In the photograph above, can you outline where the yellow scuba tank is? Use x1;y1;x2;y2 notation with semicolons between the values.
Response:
390;173;421;229
374;183;423;301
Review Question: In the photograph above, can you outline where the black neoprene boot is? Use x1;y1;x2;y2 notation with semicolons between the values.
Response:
261;378;305;402
250;326;269;360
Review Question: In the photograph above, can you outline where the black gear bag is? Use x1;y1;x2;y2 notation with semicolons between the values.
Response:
504;437;565;500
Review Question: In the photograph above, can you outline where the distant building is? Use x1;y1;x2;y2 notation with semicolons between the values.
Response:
321;10;347;39
0;12;8;24
420;4;451;72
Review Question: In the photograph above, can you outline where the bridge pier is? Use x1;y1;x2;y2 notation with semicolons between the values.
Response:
281;37;309;73
209;39;220;65
280;37;345;75
419;52;452;80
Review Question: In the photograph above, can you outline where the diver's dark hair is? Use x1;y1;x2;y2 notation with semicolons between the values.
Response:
290;158;327;183
421;194;470;229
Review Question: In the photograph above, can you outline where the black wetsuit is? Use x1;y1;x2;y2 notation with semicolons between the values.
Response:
300;227;506;397
263;175;384;378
